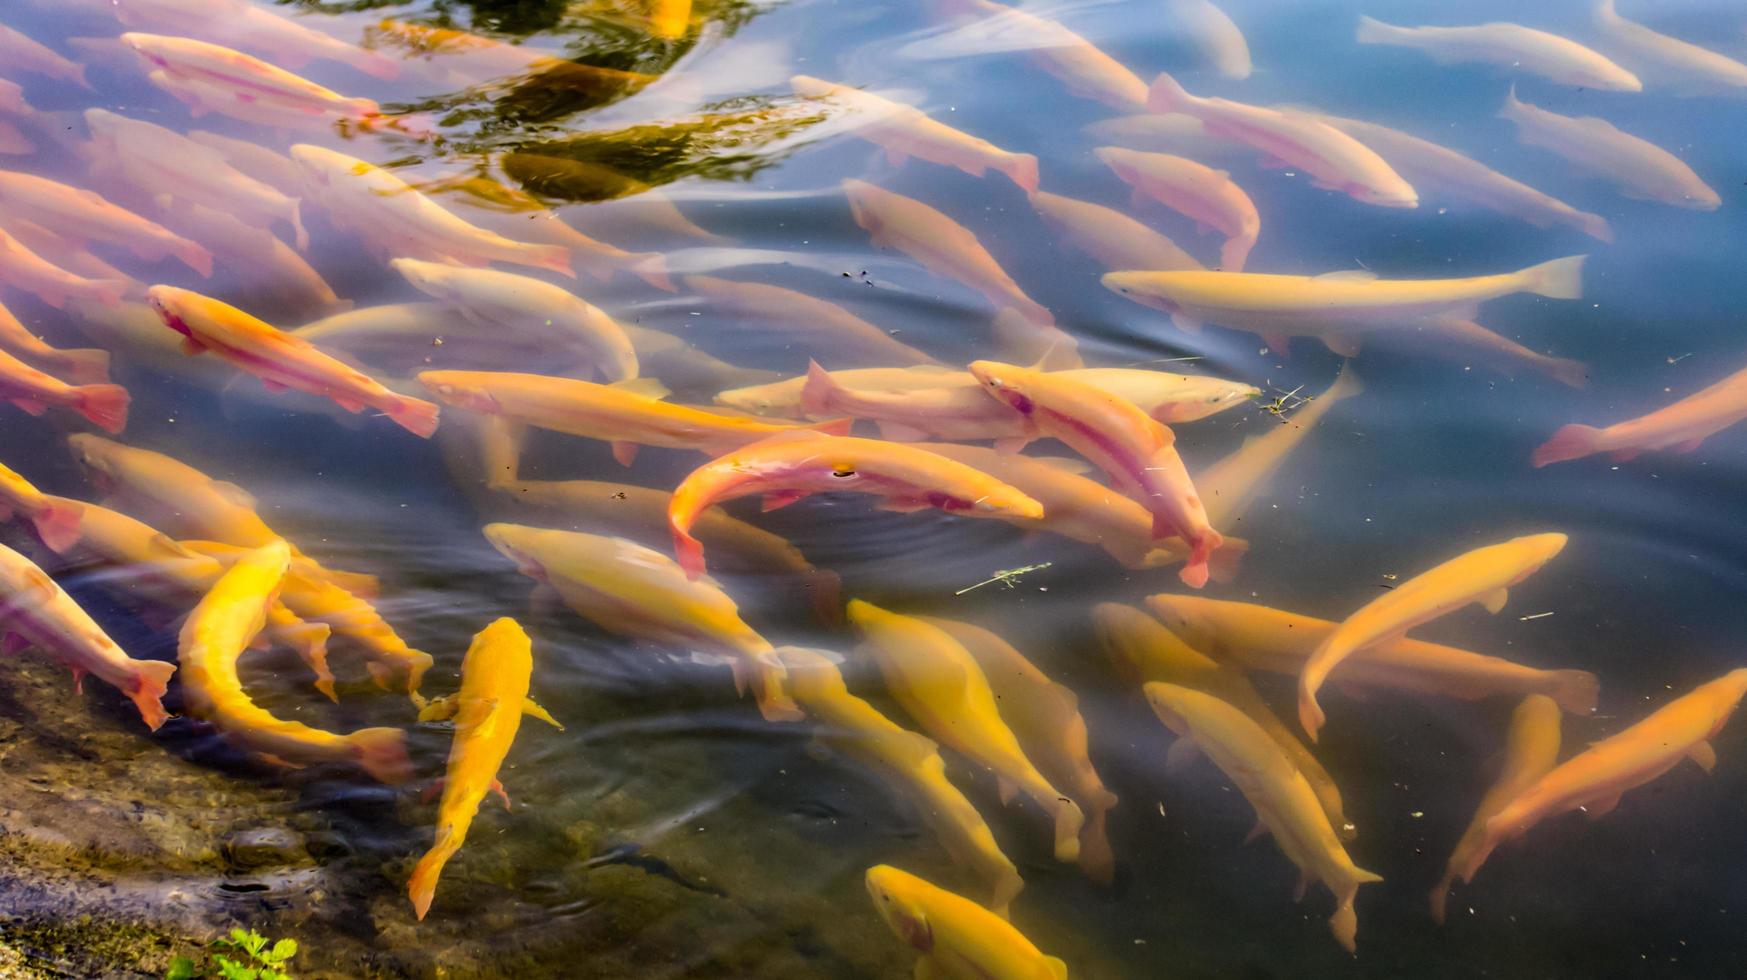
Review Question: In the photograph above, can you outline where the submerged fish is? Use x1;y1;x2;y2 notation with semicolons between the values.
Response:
0;225;129;311
666;431;1043;580
794;75;1038;192
778;647;1023;916
1094;602;1354;840
1356;16;1642;91
1146;71;1418;209
1500;86;1718;210
936;0;1148;110
1459;669;1747;886
1028;190;1203;274
1593;0;1747;95
158;204;347;317
291;145;573;277
123;33;393;130
0;344;128;434
1094;146;1258;271
924;616;1119;884
1169;0;1250;79
0;170;212;277
685;274;939;368
1429;693;1561;924
145;285;441;438
109;0;400;80
1143;682;1382;952
186;130;304;198
0;463;81;553
849;600;1086;863
1298;533;1570;741
968;360;1223;588
800;361;1025;443
176;540;412;782
865;864;1068;979
0;541;174;730
1534;359;1747;467
409;617;559;920
484;523;801;722
1146;594;1600;714
0;24;90;88
1197;366;1361;529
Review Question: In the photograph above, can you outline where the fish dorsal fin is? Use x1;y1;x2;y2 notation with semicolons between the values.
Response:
1689;740;1717;772
1314;270;1379;282
1031;456;1091;475
149;533;203;561
208;480;257;509
610;377;670;401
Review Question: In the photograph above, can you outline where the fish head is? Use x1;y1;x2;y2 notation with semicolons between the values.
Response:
1143;594;1221;655
118;33;169;69
1100;272;1181;313
482;523;548;582
863;866;934;953
389;258;449;297
1350;179;1419;210
143;285;195;339
973;483;1045;520
66;433;125;490
418;372;501;415
1140;681;1197;736
966;360;1035;417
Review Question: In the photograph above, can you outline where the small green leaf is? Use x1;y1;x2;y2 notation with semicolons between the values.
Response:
164;955;197;980
267;939;297;963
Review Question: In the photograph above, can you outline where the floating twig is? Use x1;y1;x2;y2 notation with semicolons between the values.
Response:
956;562;1053;596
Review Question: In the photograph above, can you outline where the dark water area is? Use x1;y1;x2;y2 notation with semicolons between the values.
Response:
0;0;1745;976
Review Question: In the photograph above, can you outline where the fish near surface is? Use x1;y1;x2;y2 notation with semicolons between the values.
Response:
1102;254;1586;339
1394;317;1589;390
922;616;1120;884
800;360;1026;443
717;367;970;418
1028;190;1204;274
145;285;440;438
1429;693;1561;924
392;259;637;383
0;24;90;88
157;204;346;317
1170;0;1250;79
1196;365;1360;529
121;33;394;130
1145;71;1417;209
1459;669;1747;887
0;541;174;729
1298;533;1570;741
935;0;1147;111
794;75;1038;192
1593;0;1747;95
865;864;1068;979
418;370;846;464
1092;602;1355;841
1534;359;1747;467
843;178;1054;328
0;463;82;554
176;540;412;782
778;647;1023;916
1145;593;1600;714
1500;86;1719;210
108;0;400;80
290;145;573;277
1356;16;1641;91
968;360;1223;588
0;225;130;311
409;617;560;919
666;431;1043;581
684;274;939;368
0;170;213;277
848;600;1086;863
1143;682;1381;952
483;523;800;723
1094;146;1259;271
0;344;129;434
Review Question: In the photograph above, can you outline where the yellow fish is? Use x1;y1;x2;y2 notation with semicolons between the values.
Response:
408;617;560;919
176;540;411;781
1028;190;1203;274
936;0;1146;110
1459;669;1747;887
865;864;1068;980
1093;602;1354;840
1172;0;1250;79
0;462;81;553
848;600;1085;862
1146;593;1599;714
1300;532;1568;741
0;223;129;311
484;523;800;722
1197;365;1361;528
1143;682;1382;952
922;616;1119;884
1429;693;1560;924
778;646;1023;916
1095;146;1258;271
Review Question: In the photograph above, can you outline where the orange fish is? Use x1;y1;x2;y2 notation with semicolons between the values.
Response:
0;345;128;433
1534;359;1747;467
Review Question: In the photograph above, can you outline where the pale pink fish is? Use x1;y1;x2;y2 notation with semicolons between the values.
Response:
110;0;399;80
291;145;573;278
0;78;33;117
0;225;129;310
1028;190;1203;274
121;33;393;131
2;219;142;294
0;296;109;385
0;345;129;433
1147;71;1419;209
0;25;90;89
801;360;1025;442
158;204;348;317
146;285;440;438
0;542;174;730
0;120;31;156
1095;146;1259;271
935;0;1148;110
83;109;308;251
151;69;350;134
186;131;304;199
1533;359;1747;467
0;170;214;277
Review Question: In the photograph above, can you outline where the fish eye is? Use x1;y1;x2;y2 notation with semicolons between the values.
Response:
831;466;855;478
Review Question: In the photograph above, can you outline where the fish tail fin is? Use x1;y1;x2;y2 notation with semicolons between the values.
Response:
1595;0;1619;22
1051;798;1086;863
1574;211;1614;244
752;655;804;723
408;826;458;921
1205;535;1247;583
289;201;310;252
75;384;130;434
1457;818;1509;884
1076;804;1117;886
350;726;414;784
629;252;675;292
1218;235;1251;273
1005;153;1040;194
1531;423;1603;467
1498;83;1527;121
1146;71;1191;113
799;359;839;417
1548;669;1600;715
525;243;575;279
806;567;844;625
288;621;336;701
1352;865;1384;885
387;395;441;438
128;659;176;731
93;279;129;308
1328;903;1359;954
179;242;216;278
401;651;434;704
1298;683;1326;743
61;348;111;385
1521;255;1585;300
806;417;855;437
672;525;707;580
31;497;83;554
1171;526;1222;589
1354;14;1401;44
1546;357;1590;390
1428;872;1455;925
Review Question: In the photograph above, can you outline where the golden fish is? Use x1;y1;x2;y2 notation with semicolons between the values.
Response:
865;864;1068;979
1595;0;1747;95
0;344;129;434
0;463;81;553
1197;365;1361;529
1095;146;1258;271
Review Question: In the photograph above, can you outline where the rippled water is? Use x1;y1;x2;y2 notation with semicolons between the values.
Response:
2;0;1746;976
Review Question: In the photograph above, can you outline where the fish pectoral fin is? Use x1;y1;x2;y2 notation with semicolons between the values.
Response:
1243;820;1269;845
1164;736;1201;775
1043;956;1068;980
610;441;640;467
761;490;811;512
876;497;933;514
1583;794;1622;820
1479;588;1510;615
1171;314;1204;333
417;695;457;723
609;377;671;401
1671;438;1705;454
995;776;1019;806
1689;740;1718;773
490;778;512;810
261;378;292;395
179;336;207;356
523;696;564;730
912;955;945;980
9;398;46;416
